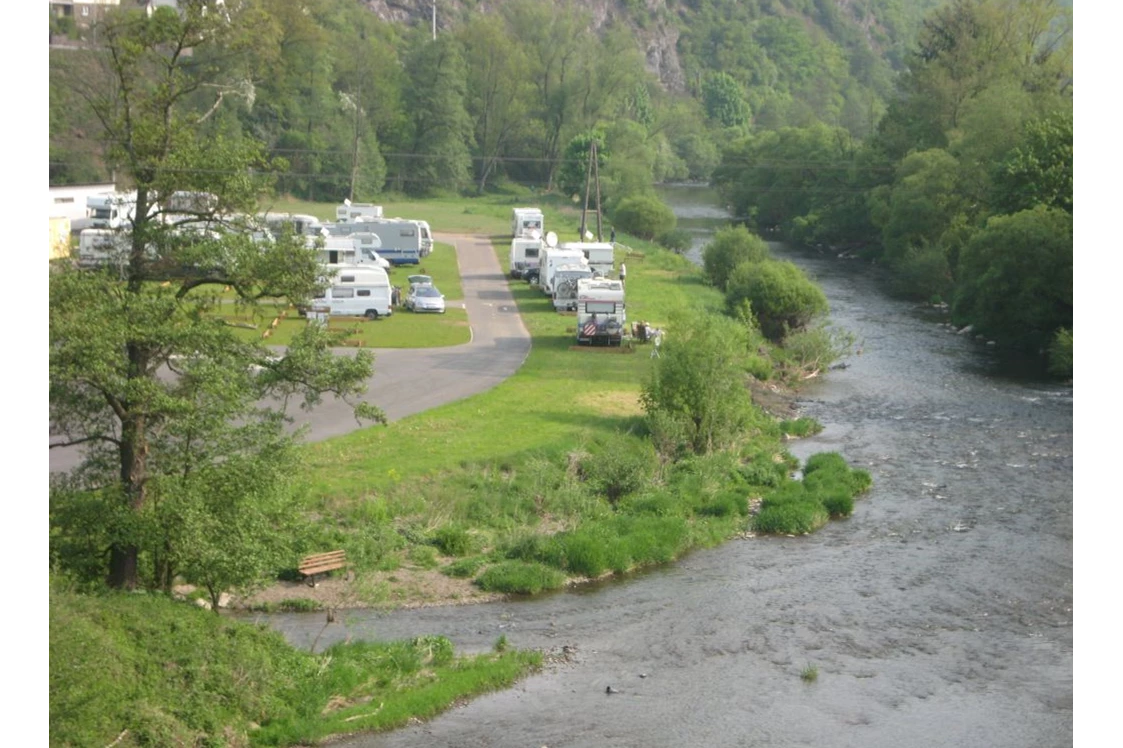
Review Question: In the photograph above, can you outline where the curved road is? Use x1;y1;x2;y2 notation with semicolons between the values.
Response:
49;233;530;473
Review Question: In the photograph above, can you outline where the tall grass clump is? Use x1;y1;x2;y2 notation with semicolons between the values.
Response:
779;417;823;438
475;561;567;594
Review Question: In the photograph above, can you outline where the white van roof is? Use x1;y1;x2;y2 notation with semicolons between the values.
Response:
325;263;390;284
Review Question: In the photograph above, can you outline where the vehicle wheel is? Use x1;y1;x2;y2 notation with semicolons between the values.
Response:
365;309;379;320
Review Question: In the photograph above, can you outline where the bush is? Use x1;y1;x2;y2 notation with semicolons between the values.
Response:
429;525;482;557
657;229;692;253
752;501;829;534
779;417;822;438
803;452;849;475
696;490;748;517
407;545;440;569
887;243;953;301
611;195;677;240
817;488;854;518
475;561;567;594
775;324;854;375
579;434;658;504
1047;327;1072;379
442;556;487;579
726;259;829;342
702;225;771;290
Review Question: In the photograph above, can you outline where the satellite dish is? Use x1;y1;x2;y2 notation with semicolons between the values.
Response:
546;231;558;248
529;228;542;240
343;198;351;206
584;230;594;241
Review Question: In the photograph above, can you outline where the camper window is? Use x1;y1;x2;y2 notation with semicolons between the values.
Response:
340;274;356;282
357;289;371;297
526;247;540;258
332;287;354;298
585;301;617;314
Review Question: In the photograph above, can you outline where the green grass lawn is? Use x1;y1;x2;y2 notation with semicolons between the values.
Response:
302;221;724;499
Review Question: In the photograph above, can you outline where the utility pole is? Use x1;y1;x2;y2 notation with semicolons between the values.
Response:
579;141;594;241
579;141;604;242
432;2;436;40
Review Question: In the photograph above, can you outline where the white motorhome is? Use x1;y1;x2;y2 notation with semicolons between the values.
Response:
77;228;129;269
511;207;544;239
509;237;543;279
310;264;393;319
560;241;615;277
539;246;588;296
86;192;139;229
258;212;324;238
335;203;383;222
575;278;626;346
551;264;595;311
351;219;422;265
315;233;390;269
415;220;433;256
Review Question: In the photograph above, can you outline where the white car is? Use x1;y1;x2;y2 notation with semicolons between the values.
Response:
406;283;446;313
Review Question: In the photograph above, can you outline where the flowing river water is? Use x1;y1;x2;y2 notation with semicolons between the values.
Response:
254;186;1073;747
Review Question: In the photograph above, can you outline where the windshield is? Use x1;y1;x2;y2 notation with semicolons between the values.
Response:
415;286;441;298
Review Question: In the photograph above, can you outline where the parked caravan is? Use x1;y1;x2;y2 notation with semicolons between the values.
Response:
539;247;588;296
509;237;543;279
415;220;433;256
362;220;422;265
511;207;544;239
311;264;393;319
552;264;595;311
575;278;626;346
86;191;139;229
335;203;383;222
314;233;390;269
560;241;615;277
77;228;129;269
258;212;324;238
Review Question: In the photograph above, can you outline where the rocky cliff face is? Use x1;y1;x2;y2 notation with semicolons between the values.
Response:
358;0;688;92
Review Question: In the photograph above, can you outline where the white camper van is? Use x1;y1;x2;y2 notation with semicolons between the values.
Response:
560;241;615;277
511;207;544;239
575;278;626;346
316;233;390;269
311;264;393;319
87;192;139;229
335;203;383;222
538;247;588;296
552;264;595;311
258;212;324;238
509;237;543;279
77;228;129;269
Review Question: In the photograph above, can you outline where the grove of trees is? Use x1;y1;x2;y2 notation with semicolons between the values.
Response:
710;0;1072;374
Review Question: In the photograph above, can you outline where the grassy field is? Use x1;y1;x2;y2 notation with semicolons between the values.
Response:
302;212;718;499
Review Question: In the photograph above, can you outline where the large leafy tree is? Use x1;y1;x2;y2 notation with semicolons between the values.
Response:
49;1;379;592
459;14;533;193
952;205;1072;353
397;34;475;195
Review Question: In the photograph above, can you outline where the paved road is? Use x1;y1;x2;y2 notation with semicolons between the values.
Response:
49;233;530;473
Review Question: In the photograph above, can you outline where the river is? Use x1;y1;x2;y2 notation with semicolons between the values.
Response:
255;185;1073;747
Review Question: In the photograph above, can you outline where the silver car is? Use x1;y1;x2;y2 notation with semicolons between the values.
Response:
406;283;446;313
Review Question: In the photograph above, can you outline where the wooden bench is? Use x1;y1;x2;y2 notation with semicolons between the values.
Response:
298;550;348;586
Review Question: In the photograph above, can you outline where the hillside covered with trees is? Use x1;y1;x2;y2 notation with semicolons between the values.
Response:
51;0;941;195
